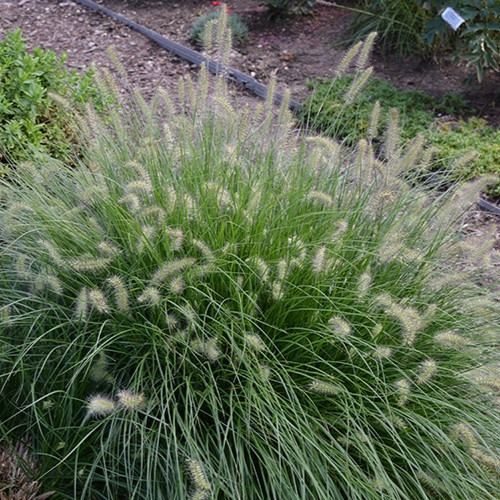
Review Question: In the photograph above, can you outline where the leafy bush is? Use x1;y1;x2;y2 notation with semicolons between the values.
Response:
190;10;249;47
303;74;500;198
264;0;316;15
0;29;112;172
422;0;500;82
1;35;499;498
345;0;500;81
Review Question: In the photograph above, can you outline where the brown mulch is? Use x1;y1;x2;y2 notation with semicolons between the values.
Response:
2;0;499;120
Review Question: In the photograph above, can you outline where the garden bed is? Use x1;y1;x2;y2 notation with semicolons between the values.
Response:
1;0;499;123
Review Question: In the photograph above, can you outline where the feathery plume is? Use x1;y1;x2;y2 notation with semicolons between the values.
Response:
395;378;411;406
372;323;383;338
169;276;186;296
375;293;423;346
450;423;478;448
473;374;500;392
271;281;284;301
356;32;377;70
165;312;179;331
336;41;362;76
70;257;112;273
373;346;393;360
332;219;348;240
252;257;270;283
75;287;88;320
166;228;185;252
88;288;110;314
125;180;152;196
309;380;342;396
137;225;156;253
117;390;146;411
245;333;266;352
416;359;437;385
86;395;115;418
259;364;271;382
187;459;211;492
469;448;499;471
192;239;215;263
307;190;333;206
345;67;373;105
427;272;469;292
98;241;120;257
416;471;445;493
277;259;288;282
388;414;408;430
15;254;30;279
118;193;141;213
107;46;127;79
358;271;372;296
312;246;327;275
152;258;197;284
106;276;129;313
367;100;381;139
434;331;469;348
328;316;352;337
192;338;220;363
38;239;66;268
385;108;400;161
398;133;425;173
34;273;63;295
137;287;161;306
143;205;166;224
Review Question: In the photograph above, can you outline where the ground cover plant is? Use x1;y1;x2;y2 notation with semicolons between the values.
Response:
0;29;113;173
302;71;500;199
0;26;499;499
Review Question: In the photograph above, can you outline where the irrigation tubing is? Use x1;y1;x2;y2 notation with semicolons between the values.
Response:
72;0;302;111
70;0;498;215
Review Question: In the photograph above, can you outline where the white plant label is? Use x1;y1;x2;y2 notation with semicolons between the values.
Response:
441;7;465;30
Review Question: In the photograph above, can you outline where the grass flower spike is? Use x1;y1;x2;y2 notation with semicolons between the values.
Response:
86;395;115;418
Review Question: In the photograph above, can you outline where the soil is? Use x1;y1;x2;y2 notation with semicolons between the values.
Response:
0;0;498;236
2;0;499;120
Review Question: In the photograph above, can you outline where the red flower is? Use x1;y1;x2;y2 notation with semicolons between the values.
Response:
226;7;232;13
212;1;219;5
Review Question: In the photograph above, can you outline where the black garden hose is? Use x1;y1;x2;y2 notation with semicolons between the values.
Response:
72;0;302;111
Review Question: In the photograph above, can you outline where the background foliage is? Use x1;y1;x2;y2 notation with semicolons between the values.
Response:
0;29;112;172
345;0;500;81
263;0;316;15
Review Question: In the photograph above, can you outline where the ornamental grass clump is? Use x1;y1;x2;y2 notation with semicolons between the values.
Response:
0;27;499;499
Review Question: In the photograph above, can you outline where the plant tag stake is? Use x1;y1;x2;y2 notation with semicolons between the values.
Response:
441;7;465;31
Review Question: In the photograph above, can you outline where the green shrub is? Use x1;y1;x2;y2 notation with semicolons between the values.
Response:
345;0;499;81
422;0;500;82
264;0;316;15
303;75;500;198
0;29;112;172
190;10;249;47
0;36;499;498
